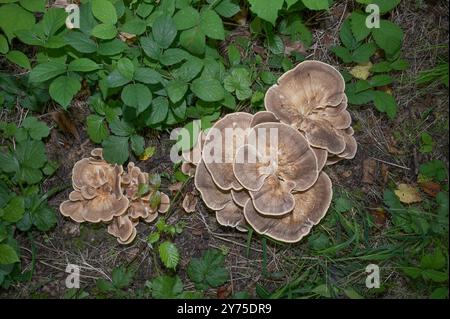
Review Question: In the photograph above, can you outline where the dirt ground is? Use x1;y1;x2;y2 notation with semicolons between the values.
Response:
1;0;448;298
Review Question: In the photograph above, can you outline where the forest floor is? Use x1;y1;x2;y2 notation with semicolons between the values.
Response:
1;0;449;299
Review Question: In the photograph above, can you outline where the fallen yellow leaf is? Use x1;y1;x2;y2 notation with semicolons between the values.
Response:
394;183;422;204
139;146;156;161
349;62;373;80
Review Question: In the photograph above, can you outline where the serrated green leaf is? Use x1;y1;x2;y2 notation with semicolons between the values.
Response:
179;27;205;55
29;61;67;83
6;50;30;69
91;23;117;40
134;68;162;84
215;0;240;18
0;244;19;265
141;36;161;60
22;116;50;140
68;58;100;72
147;96;169;126
372;90;397;119
1;196;25;223
191;77;224;102
150;275;183;299
160;48;189;66
350;11;371;42
248;0;283;26
0;4;35;41
173;6;199;30
102;135;129;164
166;79;188;103
121;83;152;113
64;31;98;53
130;134;145;156
49;76;81;109
372;19;403;58
159;241;179;269
187;249;229;289
86;114;109;143
0;34;9;54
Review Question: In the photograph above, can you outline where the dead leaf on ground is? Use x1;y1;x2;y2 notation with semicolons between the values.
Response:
217;285;232;299
381;163;389;184
51;111;80;142
119;32;136;44
419;181;441;197
362;158;376;184
370;208;388;227
349;62;373;80
394;184;422;204
139;146;156;161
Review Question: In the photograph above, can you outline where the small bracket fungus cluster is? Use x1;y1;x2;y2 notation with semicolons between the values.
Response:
60;149;170;244
186;61;357;243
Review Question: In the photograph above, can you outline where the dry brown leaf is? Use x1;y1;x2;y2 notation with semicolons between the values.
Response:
51;111;80;142
362;158;376;184
394;184;422;204
217;285;232;299
381;163;389;184
419;181;441;197
349;62;373;80
370;208;388;227
118;32;137;44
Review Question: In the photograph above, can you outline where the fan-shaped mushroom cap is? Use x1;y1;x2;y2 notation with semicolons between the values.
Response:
128;200;153;220
107;215;135;243
202;112;253;190
181;162;196;177
250;111;279;127
72;158;108;189
80;185;97;200
265;61;345;124
90;148;103;159
158;192;170;213
117;227;137;245
215;201;246;228
144;212;158;223
182;192;197;213
265;61;349;154
194;160;233;210
235;121;318;188
60;189;129;223
326;128;357;165
182;131;205;165
69;190;83;201
231;189;251;207
312;147;328;171
243;172;332;243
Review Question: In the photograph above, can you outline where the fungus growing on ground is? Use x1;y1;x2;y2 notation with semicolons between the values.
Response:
190;61;357;243
264;60;357;162
59;148;170;245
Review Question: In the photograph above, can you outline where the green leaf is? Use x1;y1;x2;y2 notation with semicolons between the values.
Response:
134;68;162;84
109;119;134;137
199;9;225;40
331;46;353;63
0;244;19;265
6;50;30;69
419;160;447;182
141;36;161;60
117;58;135;80
173;57;204;82
159;241;180;269
369;74;394;87
343;287;364;299
173;6;199;30
187;249;229;290
22;116;50;140
1;196;25;223
86;115;109;143
97;38;127;56
215;0;240;18
121;17;147;35
68;58;100;72
160;48;189;66
130;134;145;156
150;275;183;299
91;0;117;24
355;0;401;14
32;204;56;231
106;69;130;88
152;15;177;49
42;7;66;36
111;265;134;289
430;287;448;299
15;140;47;169
102;135;129;165
248;0;283;26
372;20;403;58
29;61;67;83
335;197;353;213
352;43;376;63
339;18;358;51
91;23;117;40
64;31;98;54
422;269;448;283
49;76;81;109
370;61;392;73
179;27;205;55
223;68;252;100
302;0;329;10
121;83;152;113
350;12;370;42
0;34;9;54
166;79;188;103
0;3;35;41
372;90;397;119
147;97;169;125
421;249;446;270
191;78;224;102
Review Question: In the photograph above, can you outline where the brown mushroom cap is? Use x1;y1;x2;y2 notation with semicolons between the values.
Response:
69;190;84;201
298;118;346;154
117;227;137;245
243;172;332;243
158;192;170;213
72;158;108;189
231;189;251;207
143;212;158;223
181;162;196;177
234;122;319;192
195;160;233;210
182;131;205;165
202;112;253;190
182;192;197;213
90;148;103;159
215;201;246;228
107;215;135;243
250;111;279;127
265;61;345;125
59;200;86;223
312;147;328;171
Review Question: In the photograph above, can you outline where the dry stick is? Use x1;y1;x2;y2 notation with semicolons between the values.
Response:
370;156;411;170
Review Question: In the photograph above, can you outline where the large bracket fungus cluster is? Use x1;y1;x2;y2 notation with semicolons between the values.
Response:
60;148;170;244
186;61;357;243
